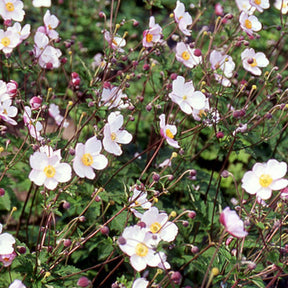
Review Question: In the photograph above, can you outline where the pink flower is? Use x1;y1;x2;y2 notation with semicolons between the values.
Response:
175;42;202;68
29;148;72;190
220;207;248;238
73;136;108;179
103;112;132;156
0;0;25;22
159;114;180;148
29;96;42;110
174;1;192;36
142;16;163;48
241;48;269;76
242;159;288;200
6;80;18;98
215;3;224;15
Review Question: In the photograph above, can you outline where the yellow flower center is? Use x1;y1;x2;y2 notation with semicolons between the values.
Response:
135;243;149;257
1;37;10;47
111;132;117;141
48;24;53;30
244;19;252;29
150;222;161;234
112;39;118;46
255;0;261;4
259;174;273;187
166;128;174;139
44;165;56;178
182;51;190;60
82;153;93;166
146;33;153;43
182;95;187;100
249;58;257;67
3;109;7;115
283;2;287;8
199;109;207;118
5;2;14;12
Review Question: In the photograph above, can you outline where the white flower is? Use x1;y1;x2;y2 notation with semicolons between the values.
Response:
140;207;178;243
242;159;288;200
38;10;59;40
175;42;202;68
210;50;235;78
7;22;30;43
0;99;17;125
239;12;262;35
241;48;269;76
174;1;192;36
0;0;25;22
73;136;108;179
236;0;256;13
220;207;248;238
29;148;72;190
0;29;20;54
132;278;149;288
191;98;210;121
169;76;206;115
159;114;180;148
142;16;163;48
213;73;231;87
249;0;270;12
23;106;43;140
9;280;26;288
32;0;51;7
100;86;128;109
103;112;132;156
0;224;15;255
274;0;288;13
104;31;126;52
118;225;165;271
48;103;69;127
34;32;62;69
129;185;151;210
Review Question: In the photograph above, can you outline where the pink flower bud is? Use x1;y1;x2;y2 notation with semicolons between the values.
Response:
77;276;91;287
7;80;18;98
30;96;43;110
215;3;224;16
0;188;5;197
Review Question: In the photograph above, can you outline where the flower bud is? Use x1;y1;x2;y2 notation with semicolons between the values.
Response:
194;49;202;57
100;226;109;236
152;173;160;182
30;96;42;110
171;271;182;284
188;211;196;219
63;239;72;247
118;236;126;245
0;188;5;197
77;276;91;287
216;131;224;139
